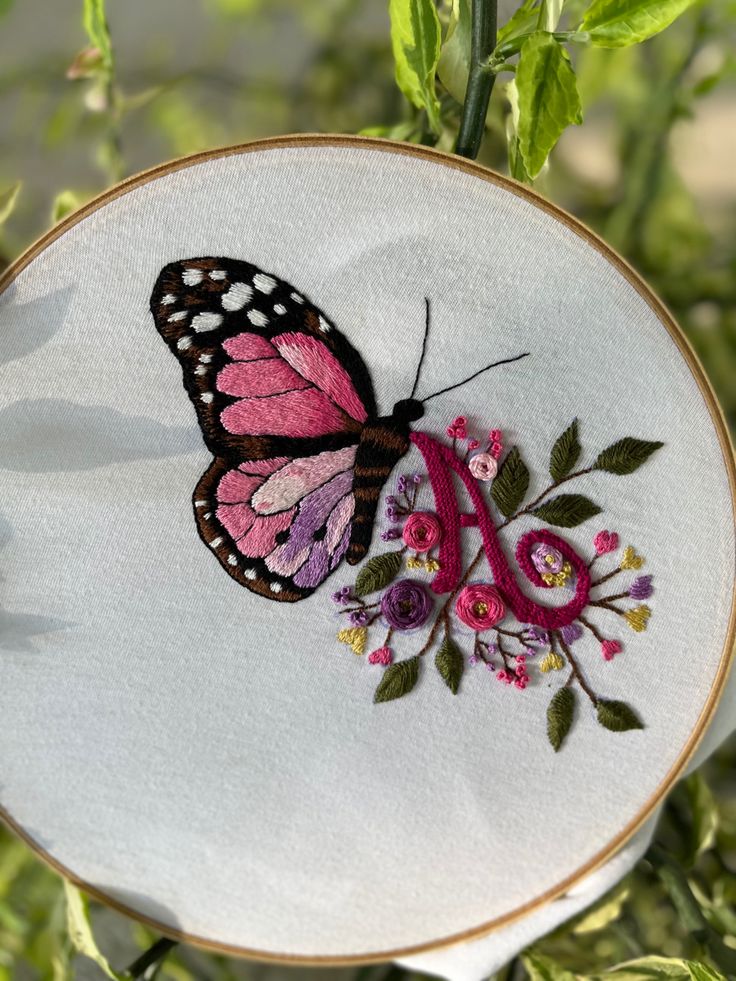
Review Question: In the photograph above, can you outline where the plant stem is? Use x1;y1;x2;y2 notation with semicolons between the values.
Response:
455;0;498;159
556;631;598;705
578;614;604;643
590;567;622;588
124;938;178;979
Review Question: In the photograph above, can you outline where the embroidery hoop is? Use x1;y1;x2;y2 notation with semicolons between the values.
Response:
0;134;733;964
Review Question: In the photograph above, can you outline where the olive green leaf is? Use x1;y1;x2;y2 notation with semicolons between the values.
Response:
588;956;726;979
593;437;664;474
354;551;403;597
0;182;21;226
51;190;82;224
491;446;529;517
597;699;644;732
389;0;442;134
435;637;464;694
375;656;420;703
582;0;698;49
549;418;581;481
547;687;575;752
522;950;577;981
516;32;582;179
83;0;113;71
532;493;601;527
497;0;541;45
572;880;631;934
64;882;125;980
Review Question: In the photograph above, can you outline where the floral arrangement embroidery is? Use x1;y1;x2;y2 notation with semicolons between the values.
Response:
331;417;663;751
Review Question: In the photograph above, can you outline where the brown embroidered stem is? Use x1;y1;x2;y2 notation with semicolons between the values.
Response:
383;626;394;646
591;568;622;588
498;467;595;528
556;631;598;706
587;554;599;570
494;626;528;642
495;635;514;670
596;591;629;604
578;615;605;643
417;545;486;655
590;600;627;615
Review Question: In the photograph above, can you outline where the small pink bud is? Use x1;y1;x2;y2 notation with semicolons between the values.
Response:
601;639;622;661
594;530;619;555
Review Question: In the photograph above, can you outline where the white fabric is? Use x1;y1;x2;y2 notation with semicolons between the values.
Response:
0;142;733;962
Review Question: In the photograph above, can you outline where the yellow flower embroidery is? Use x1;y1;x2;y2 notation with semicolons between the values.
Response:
424;558;441;573
540;651;565;672
406;557;423;570
620;546;644;570
337;627;367;655
541;561;573;588
624;605;651;633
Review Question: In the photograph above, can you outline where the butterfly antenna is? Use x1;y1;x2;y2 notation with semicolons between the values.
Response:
421;351;531;403
409;298;431;399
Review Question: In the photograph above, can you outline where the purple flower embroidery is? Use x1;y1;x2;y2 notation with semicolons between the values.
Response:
380;579;433;631
531;543;565;575
629;575;653;600
561;622;583;645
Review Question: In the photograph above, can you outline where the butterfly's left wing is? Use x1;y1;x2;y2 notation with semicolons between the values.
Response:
150;257;376;600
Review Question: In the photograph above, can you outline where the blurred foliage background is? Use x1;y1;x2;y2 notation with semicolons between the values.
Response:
0;0;735;978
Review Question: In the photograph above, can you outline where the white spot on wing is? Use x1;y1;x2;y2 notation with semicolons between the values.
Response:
195;500;207;507
204;512;212;519
210;537;224;548
222;282;253;311
269;582;283;594
244;568;257;580
247;309;269;327
192;312;223;332
290;292;304;304
209;270;226;280
195;365;207;375
168;311;187;322
253;273;277;294
227;554;238;566
273;304;287;315
177;336;192;350
318;315;331;333
199;353;213;363
201;392;214;404
161;294;176;305
182;268;204;286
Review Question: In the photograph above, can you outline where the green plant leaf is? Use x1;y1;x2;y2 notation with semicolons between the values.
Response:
374;656;420;703
573;880;630;933
64;882;124;980
437;0;471;104
82;0;113;71
0;182;21;226
354;551;403;597
497;0;540;45
596;699;644;732
593;437;664;474
51;190;82;224
389;0;442;133
0;0;14;18
590;957;727;980
684;772;718;860
491;446;529;517
532;493;601;527
549;418;581;481
435;637;464;694
547;687;575;751
516;32;582;179
522;950;577;981
581;0;698;48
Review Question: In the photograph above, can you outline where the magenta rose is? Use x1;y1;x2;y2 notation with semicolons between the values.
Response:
455;584;506;630
402;511;442;552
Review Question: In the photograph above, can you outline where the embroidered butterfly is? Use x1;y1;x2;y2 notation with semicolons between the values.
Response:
151;258;528;603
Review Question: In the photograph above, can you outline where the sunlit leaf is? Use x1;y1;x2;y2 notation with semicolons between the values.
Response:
389;0;442;133
51;190;82;224
82;0;113;71
516;32;582;178
684;771;718;860
581;0;698;48
64;882;124;980
0;182;21;226
522;950;577;980
437;0;471;104
573;880;630;932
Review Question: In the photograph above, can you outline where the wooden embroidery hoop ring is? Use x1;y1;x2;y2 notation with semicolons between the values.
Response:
0;133;734;966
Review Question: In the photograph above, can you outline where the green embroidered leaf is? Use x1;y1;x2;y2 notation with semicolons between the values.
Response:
64;882;125;980
0;181;21;227
581;0;697;49
354;550;403;597
374;656;420;703
522;951;577;981
532;494;601;528
596;699;644;732
516;32;582;180
547;687;575;752
593;437;664;475
549;418;581;481
435;637;464;694
491;446;529;518
82;0;114;71
389;0;442;134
